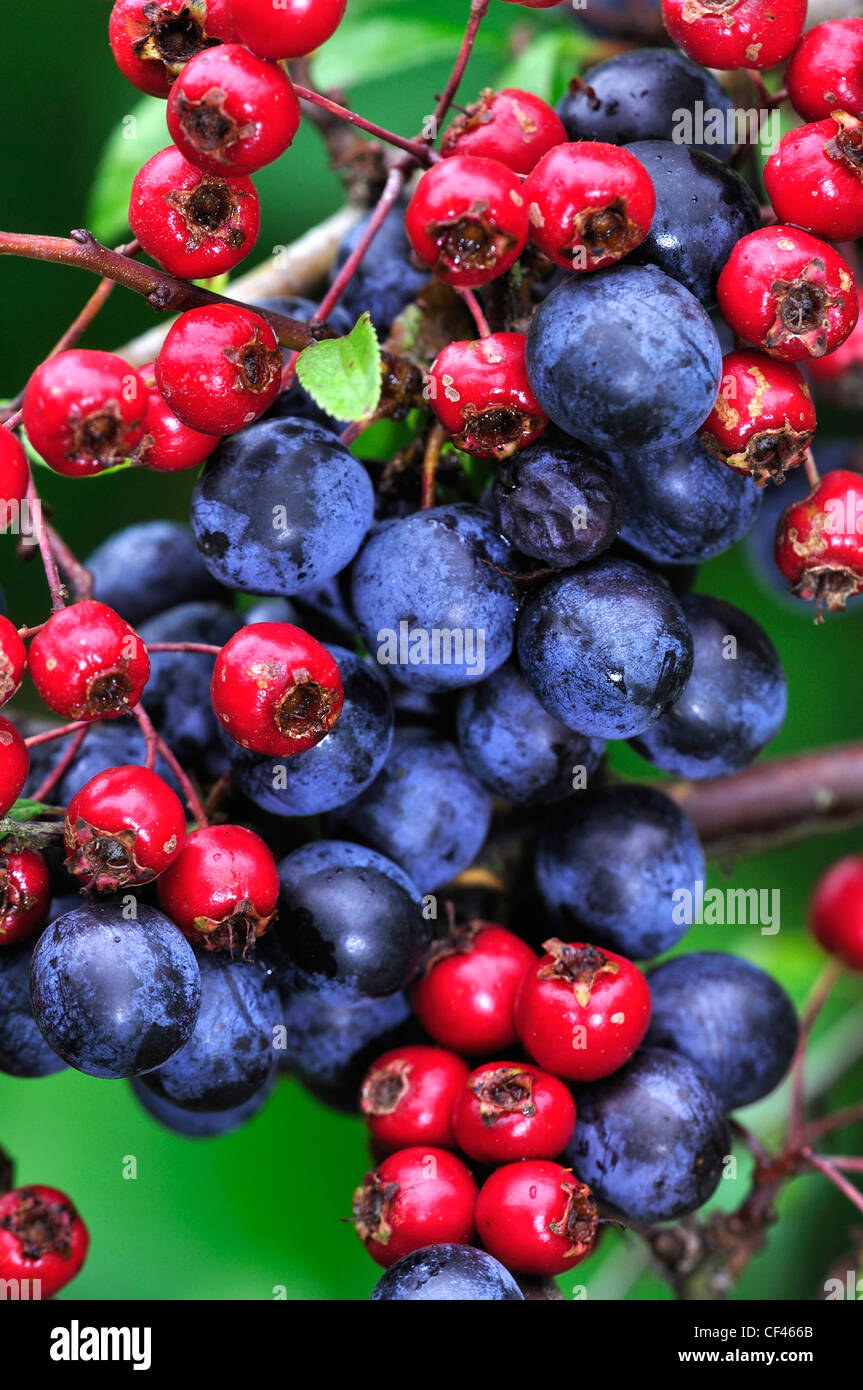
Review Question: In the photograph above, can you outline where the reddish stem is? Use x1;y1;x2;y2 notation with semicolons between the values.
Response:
802;1101;863;1145
24;470;65;611
788;960;842;1145
46;525;94;601
154;733;208;829
132;702;159;772
804;446;820;491
421;422;446;510
458;288;491;338
145;642;223;655
25;721;90;748
32;725;89;803
292;85;436;164
806;1153;863;1215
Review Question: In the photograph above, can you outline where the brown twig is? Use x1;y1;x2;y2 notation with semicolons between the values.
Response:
421;423;447;510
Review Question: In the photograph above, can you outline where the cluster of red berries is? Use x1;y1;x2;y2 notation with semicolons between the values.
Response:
351;924;650;1278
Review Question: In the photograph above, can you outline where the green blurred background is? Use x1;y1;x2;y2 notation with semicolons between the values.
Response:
1;0;862;1301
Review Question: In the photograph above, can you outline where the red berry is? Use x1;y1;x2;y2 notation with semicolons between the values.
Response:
412;921;538;1056
524;142;656;273
661;0;806;71
699;349;816;487
475;1161;597;1278
351;1147;478;1269
155;304;282;435
28;600;150;722
228;0;346;60
453;1060;577;1166
405;155;529;290
22;350;147;478
0;1185;89;1298
108;0;232;98
717;226;858;363
0;616;27;708
0;717;28;817
786;18;863;123
811;854;863;971
360;1045;470;1153
765;114;863;244
0;427;30;534
133;363;219;472
515;938;651;1082
427;333;547;460
166;43;301;176
157;823;279;952
64;765;186;893
0;848;51;948
211;622;343;756
441;88;567;178
129;145;260;280
774;468;863;615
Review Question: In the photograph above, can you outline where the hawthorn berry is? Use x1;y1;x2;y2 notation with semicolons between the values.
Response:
212;622;343;756
661;0;806;71
166;44;301;177
64;765;186;893
452;1061;577;1166
700;350;816;487
22;350;147;478
514;938;651;1082
228;0;346;60
0;848;50;947
717;227;858;363
155;304;282;435
475;1162;597;1278
132;363;219;472
28;601;150;721
524;142;655;273
765;115;863;244
0;1186;89;1298
0;427;29;533
0;616;27;707
427;334;547;460
441;88;567;178
129;146;260;280
775;469;863;614
412;922;538;1056
786;18;863;122
351;1147;478;1269
811;854;863;972
0;717;28;817
157;823;279;952
405;155;529;290
360;1045;469;1153
108;0;233;99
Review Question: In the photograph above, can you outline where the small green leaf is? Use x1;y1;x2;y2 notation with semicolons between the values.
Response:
296;313;382;424
315;18;501;90
87;96;169;244
3;799;61;824
496;29;600;106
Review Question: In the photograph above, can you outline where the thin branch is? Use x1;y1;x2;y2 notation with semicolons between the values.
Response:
145;642;223;655
788;961;842;1145
807;1154;863;1216
421;423;446;510
32;725;89;803
24;470;65;611
25;721;91;748
46;525;93;601
292;85;436;164
802;1101;863;1145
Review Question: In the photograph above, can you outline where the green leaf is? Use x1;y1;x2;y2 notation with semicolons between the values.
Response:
87;96;169;244
496;29;599;106
315;17;501;90
3;798;59;825
295;312;381;423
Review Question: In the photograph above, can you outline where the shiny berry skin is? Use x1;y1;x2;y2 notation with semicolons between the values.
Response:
0;616;27;708
515;939;651;1082
129;145;260;279
360;1045;470;1153
811;854;863;971
0;717;28;817
453;1061;577;1166
427;334;547;460
228;0;346;60
0;848;50;947
155;304;282;436
700;350;816;487
0;426;29;532
412;922;538;1056
133;363;219;472
352;1147;478;1269
475;1162;597;1278
108;0;232;99
441;88;567;178
212;622;343;756
524;142;655;273
786;18;863;122
157;823;279;952
64;765;186;893
405;155;529;290
22;349;147;478
166;44;301;177
775;469;863;615
717;227;858;363
661;0;806;71
765;115;863;244
28;601;150;722
0;1186;89;1299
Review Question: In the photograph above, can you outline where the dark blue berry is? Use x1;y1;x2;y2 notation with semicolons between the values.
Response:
370;1244;524;1301
130;1072;275;1137
85;521;225;625
331;203;429;339
0;941;66;1078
